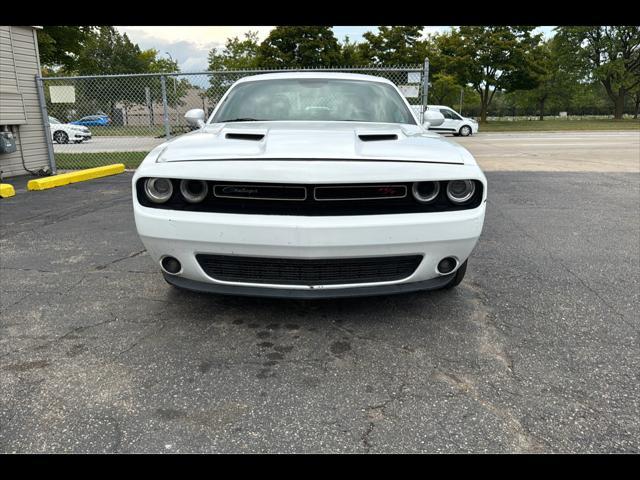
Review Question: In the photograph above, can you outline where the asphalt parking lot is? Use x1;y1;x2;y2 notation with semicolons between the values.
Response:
1;131;639;453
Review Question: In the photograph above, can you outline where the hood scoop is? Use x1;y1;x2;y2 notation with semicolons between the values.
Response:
358;133;398;142
225;132;265;141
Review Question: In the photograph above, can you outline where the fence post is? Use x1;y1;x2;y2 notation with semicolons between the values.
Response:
422;57;429;123
35;75;57;175
160;75;171;140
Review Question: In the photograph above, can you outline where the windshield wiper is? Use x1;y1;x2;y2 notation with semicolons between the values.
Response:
221;118;268;122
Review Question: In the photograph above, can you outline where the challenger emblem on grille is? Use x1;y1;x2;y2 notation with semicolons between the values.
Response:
222;186;259;196
214;184;307;200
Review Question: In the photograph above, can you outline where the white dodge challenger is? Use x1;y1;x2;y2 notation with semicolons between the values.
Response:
132;72;487;298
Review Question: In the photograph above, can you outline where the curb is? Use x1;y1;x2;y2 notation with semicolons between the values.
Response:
0;183;16;198
27;164;126;191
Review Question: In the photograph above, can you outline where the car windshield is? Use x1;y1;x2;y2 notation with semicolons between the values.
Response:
49;116;61;124
212;78;416;125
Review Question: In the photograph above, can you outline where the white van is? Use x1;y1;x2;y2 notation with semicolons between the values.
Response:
413;105;478;136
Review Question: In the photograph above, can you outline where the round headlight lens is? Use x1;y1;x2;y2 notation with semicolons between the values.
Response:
446;180;475;204
180;179;208;203
412;181;440;203
144;177;173;203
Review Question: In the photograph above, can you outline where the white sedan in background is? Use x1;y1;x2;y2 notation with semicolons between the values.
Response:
49;116;92;144
133;72;487;299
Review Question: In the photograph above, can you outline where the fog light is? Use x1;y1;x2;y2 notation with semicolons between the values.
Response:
161;256;181;274
437;257;457;274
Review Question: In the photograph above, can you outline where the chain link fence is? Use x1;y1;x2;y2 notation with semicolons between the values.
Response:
37;65;427;172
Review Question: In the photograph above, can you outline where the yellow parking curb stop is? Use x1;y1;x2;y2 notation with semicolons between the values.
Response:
27;164;126;191
0;183;16;198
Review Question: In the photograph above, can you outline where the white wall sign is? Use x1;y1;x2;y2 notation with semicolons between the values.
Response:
49;85;76;103
407;72;421;84
399;85;419;98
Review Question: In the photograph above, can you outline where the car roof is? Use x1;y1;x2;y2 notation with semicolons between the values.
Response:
428;105;456;110
234;71;396;86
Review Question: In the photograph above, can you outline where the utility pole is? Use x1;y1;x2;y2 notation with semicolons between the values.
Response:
459;87;464;115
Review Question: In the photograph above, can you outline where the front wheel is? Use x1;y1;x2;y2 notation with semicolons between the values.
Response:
443;260;467;289
458;125;472;137
53;131;69;144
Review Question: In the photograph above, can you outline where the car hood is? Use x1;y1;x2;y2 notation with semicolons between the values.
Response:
155;121;472;165
51;122;87;130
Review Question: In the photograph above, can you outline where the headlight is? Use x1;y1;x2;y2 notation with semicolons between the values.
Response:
144;177;173;203
412;181;440;203
446;180;475;204
180;179;208;203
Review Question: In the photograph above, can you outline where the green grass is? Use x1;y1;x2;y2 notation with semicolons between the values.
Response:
480;118;640;132
55;152;147;170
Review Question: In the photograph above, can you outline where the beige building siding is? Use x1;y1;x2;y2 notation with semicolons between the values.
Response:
0;26;51;178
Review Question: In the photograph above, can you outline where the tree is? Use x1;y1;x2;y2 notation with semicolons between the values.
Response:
339;35;368;66
132;48;189;126
257;26;342;68
37;26;97;73
438;26;546;122
204;31;262;108
207;31;261;71
74;28;188;124
429;73;462;106
555;26;640;119
359;26;428;65
76;27;147;76
629;83;640;119
513;37;579;120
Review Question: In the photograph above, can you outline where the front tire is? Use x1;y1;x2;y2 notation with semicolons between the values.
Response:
443;260;467;289
53;131;68;144
459;125;472;137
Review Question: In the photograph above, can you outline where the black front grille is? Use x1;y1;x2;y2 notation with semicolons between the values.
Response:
136;179;484;216
196;254;423;285
314;185;406;200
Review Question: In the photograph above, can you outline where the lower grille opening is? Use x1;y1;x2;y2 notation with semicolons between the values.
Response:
196;254;423;286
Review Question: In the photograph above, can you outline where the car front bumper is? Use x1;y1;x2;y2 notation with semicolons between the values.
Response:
71;132;91;141
134;202;486;297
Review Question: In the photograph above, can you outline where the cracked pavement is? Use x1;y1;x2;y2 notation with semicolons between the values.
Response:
1;141;639;452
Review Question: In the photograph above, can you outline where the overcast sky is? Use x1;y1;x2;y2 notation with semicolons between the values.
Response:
116;26;556;73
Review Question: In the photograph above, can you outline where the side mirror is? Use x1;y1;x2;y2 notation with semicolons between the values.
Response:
185;109;206;129
422;110;445;129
